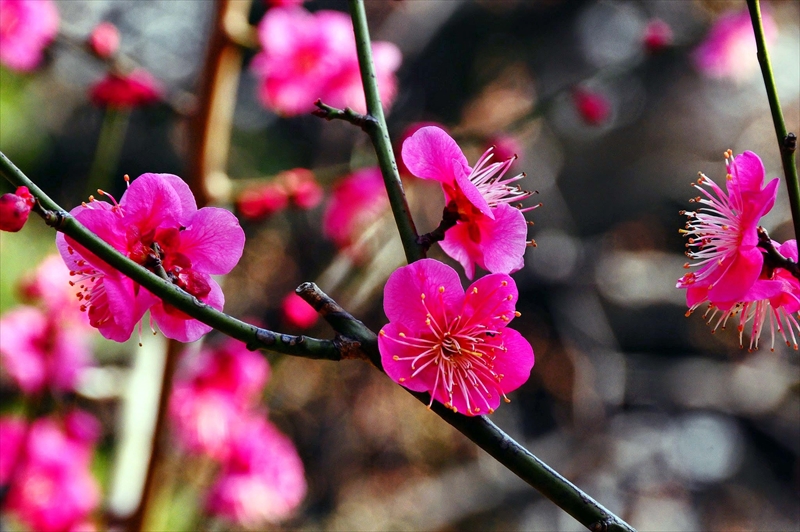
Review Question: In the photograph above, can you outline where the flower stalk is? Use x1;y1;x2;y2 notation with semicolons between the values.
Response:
746;0;800;241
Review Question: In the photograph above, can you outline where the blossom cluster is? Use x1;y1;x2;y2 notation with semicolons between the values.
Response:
677;151;800;350
251;6;401;116
57;173;245;343
169;339;306;526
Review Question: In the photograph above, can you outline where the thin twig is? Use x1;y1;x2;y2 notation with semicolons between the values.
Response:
746;0;800;242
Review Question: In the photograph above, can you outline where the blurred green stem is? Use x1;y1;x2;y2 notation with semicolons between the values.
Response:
747;0;800;241
85;108;131;198
346;0;423;263
0;151;341;362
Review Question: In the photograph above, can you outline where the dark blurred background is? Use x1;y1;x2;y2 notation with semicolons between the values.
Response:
1;0;798;530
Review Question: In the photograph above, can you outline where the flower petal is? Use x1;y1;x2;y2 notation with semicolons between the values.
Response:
461;273;518;332
378;322;438;393
98;276;145;342
453;160;493;219
180;207;245;275
490;328;534;394
439;222;482;280
383;259;464;330
730;151;766;194
159;174;198;221
120;173;184;235
151;276;223;342
401;126;469;185
479;204;528;274
707;246;763;303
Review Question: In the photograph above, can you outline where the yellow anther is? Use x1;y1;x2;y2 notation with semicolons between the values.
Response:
514;311;521;317
399;377;406;382
393;355;399;361
472;287;478;294
501;281;508;287
438;286;445;293
399;332;406;337
379;330;386;336
506;295;513;300
420;293;426;300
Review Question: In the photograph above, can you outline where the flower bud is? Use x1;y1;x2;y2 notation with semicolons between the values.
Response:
0;186;35;232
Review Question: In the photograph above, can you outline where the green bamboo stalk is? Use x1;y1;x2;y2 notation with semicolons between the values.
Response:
746;0;800;241
346;0;424;263
0;151;340;361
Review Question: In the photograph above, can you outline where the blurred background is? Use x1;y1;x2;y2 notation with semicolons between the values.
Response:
1;0;799;530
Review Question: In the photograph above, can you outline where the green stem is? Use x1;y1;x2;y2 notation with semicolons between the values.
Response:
746;0;800;241
0;151;340;362
346;0;423;263
85;108;131;198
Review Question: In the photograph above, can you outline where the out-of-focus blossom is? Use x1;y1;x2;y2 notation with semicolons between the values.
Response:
402;126;537;279
282;168;323;209
0;0;58;72
322;167;389;255
169;339;269;460
378;259;534;416
87;22;120;59
643;18;673;53
677;151;778;309
252;7;400;116
0;416;26;484
282;292;318;329
17;255;87;320
572;87;611;126
89;69;162;108
0;185;35;232
0;305;94;394
266;0;304;6
692;7;777;82
2;414;100;532
206;416;306;526
57;173;245;343
237;183;289;220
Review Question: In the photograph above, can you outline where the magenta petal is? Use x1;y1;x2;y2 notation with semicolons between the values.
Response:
0;306;48;393
401;126;468;185
159;174;198;221
383;259;464;329
461;273;518;329
435;374;501;417
120;173;184;234
378;323;437;393
440;222;482;279
478;204;528;275
151;277;222;342
98;276;143;342
706;247;763;303
730;151;766;194
490;328;534;393
180;207;245;275
453;161;493;219
686;285;709;308
779;240;798;261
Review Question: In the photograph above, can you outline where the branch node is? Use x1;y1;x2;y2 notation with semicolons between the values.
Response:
312;100;373;132
333;334;366;360
254;328;277;346
784;132;797;154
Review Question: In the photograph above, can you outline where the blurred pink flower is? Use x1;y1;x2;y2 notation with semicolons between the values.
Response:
206;416;306;526
57;173;245;343
692;8;777;82
0;305;94;394
18;255;88;321
0;416;26;484
0;0;58;72
0;185;35;232
169;339;269;459
282;292;318;329
3;415;100;532
323;167;389;254
642;18;673;53
252;7;400;116
87;22;120;59
677;150;778;309
89;69;162;108
572;87;611;126
237;183;289;220
282;168;323;209
378;259;534;415
266;0;304;6
402;126;536;279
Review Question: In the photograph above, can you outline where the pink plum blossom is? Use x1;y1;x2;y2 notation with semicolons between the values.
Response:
237;182;289;220
0;0;58;72
206;416;307;526
89;69;162;108
378;259;534;416
572;87;611;126
703;240;800;351
0;185;35;232
643;19;673;53
169;339;269;460
693;7;777;83
57;173;245;343
87;22;120;59
402;126;537;279
677;150;779;309
2;414;100;532
322;167;389;255
252;7;401;116
282;292;318;329
0;416;26;484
